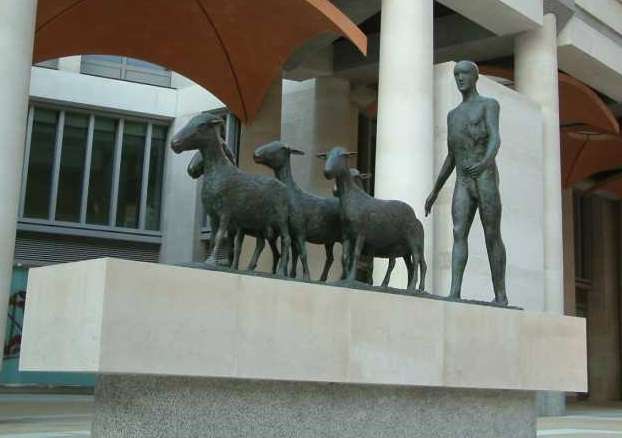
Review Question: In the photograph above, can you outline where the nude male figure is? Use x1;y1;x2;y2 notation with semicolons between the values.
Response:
425;60;508;305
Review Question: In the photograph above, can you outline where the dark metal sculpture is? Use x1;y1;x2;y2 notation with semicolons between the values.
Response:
320;147;426;292
253;141;340;281
425;60;508;305
187;150;281;274
171;112;291;276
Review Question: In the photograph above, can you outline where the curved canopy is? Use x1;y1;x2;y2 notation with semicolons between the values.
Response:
35;0;367;122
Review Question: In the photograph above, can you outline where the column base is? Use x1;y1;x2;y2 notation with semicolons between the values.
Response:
92;375;536;438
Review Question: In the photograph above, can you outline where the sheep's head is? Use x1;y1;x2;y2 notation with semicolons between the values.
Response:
171;112;225;154
332;168;370;197
317;147;357;180
253;141;304;169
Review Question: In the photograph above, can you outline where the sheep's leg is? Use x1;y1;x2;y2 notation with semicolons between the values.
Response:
289;242;299;278
341;239;352;280
319;243;334;282
277;226;291;277
381;258;395;288
247;237;265;271
418;255;427;292
403;255;414;287
208;214;230;267
347;234;365;282
232;230;244;270
268;237;280;274
296;236;311;281
204;214;219;263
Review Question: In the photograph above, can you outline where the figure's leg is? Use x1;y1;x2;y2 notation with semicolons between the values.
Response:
268;237;280;274
232;230;244;270
381;258;395;288
449;182;477;299
247;237;265;271
478;173;508;305
209;214;230;267
347;234;365;282
320;243;334;282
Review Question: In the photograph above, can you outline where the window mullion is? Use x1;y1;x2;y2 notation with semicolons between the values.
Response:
138;123;153;230
109;118;124;227
18;105;34;218
79;114;95;224
48;110;65;222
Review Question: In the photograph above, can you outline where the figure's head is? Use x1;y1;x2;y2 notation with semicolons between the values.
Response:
253;141;305;169
453;60;479;93
171;112;225;153
317;147;357;180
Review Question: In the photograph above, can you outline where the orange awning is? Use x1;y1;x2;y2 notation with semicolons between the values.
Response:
35;0;367;122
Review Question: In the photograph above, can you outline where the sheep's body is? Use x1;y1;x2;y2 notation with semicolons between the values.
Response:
187;150;280;273
172;113;291;275
323;147;426;291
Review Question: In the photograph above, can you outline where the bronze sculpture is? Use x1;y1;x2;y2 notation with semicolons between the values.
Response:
321;147;426;292
171;112;292;276
425;60;508;305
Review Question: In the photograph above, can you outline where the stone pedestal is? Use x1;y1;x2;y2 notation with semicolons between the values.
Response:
93;375;535;438
20;259;587;437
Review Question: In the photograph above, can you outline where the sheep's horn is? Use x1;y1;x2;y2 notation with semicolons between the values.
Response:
288;146;306;156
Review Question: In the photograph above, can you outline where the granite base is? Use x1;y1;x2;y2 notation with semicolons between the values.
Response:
92;375;536;438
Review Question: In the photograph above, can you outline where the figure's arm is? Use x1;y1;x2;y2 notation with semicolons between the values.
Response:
465;99;500;177
481;99;501;164
425;114;456;216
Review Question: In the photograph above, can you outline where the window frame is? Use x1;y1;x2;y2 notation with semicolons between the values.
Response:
80;55;172;88
18;102;171;242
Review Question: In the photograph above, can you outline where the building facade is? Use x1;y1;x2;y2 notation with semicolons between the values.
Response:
2;0;622;411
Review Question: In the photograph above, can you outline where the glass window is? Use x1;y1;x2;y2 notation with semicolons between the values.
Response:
23;108;58;219
87;117;117;225
81;56;171;87
20;105;169;234
146;125;167;230
56;112;88;222
116;121;146;228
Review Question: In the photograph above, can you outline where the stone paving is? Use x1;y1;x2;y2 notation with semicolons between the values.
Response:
1;395;622;437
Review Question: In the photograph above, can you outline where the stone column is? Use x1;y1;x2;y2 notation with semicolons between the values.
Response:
0;0;37;366
374;0;434;289
588;197;621;402
515;14;564;315
515;13;565;416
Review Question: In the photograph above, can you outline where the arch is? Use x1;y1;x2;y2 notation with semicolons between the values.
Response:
35;0;367;122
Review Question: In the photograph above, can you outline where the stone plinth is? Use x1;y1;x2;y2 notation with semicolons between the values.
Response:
20;258;587;437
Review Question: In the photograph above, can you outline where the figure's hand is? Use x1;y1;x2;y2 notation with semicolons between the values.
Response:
425;192;437;217
464;160;489;177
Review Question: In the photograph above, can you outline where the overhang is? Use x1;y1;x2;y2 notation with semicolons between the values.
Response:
34;0;367;122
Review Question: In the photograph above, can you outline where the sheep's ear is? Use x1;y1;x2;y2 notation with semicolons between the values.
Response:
316;152;328;160
288;147;306;156
360;173;372;180
345;152;358;158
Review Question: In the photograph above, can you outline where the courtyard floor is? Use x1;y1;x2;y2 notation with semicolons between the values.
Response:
0;394;621;437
